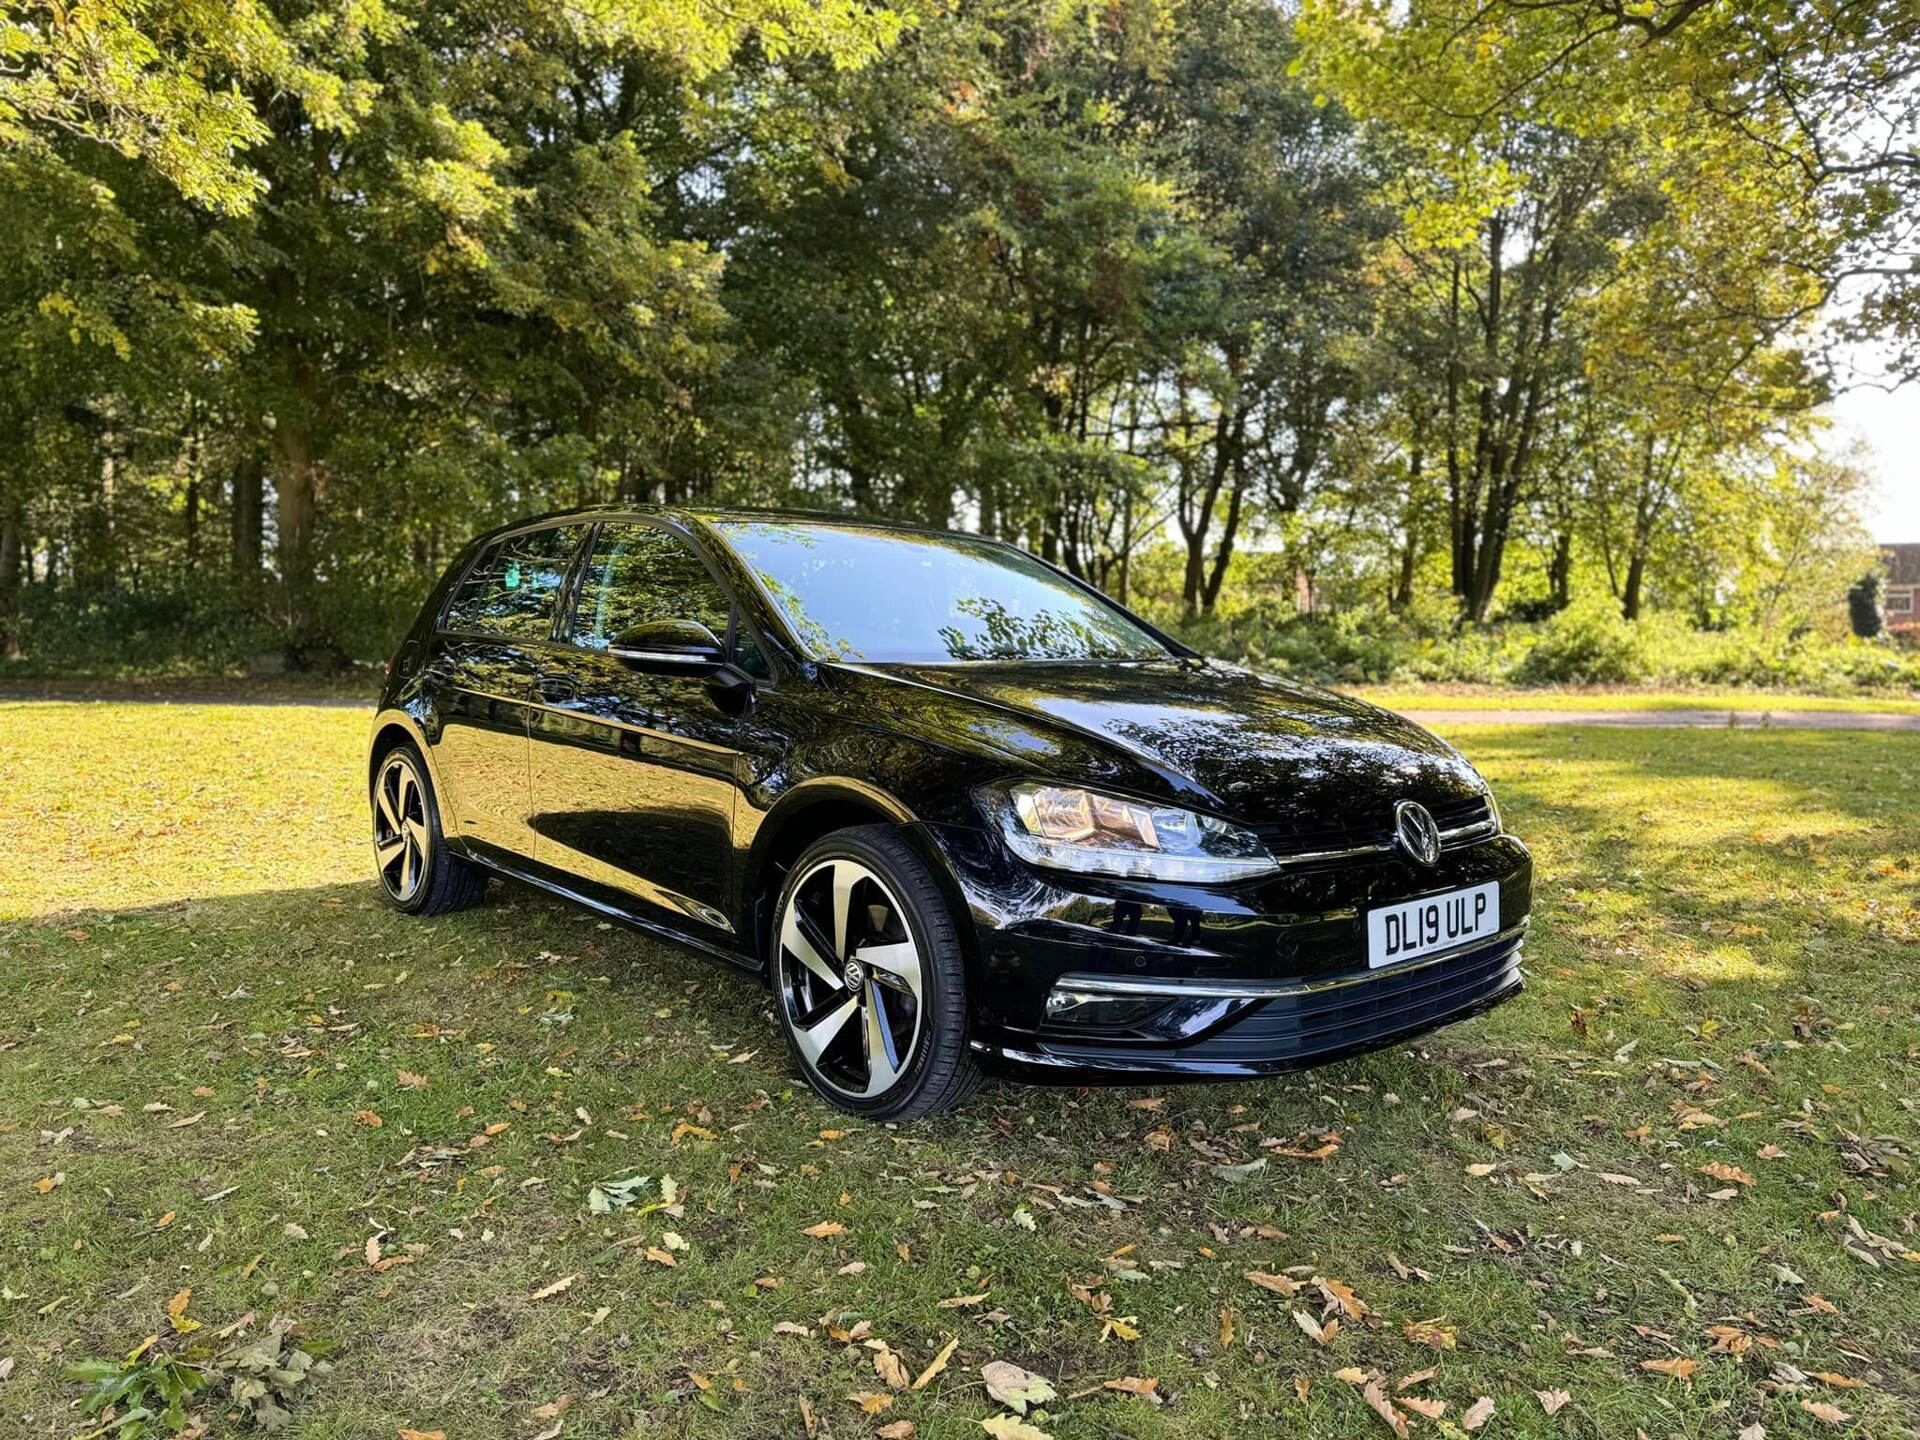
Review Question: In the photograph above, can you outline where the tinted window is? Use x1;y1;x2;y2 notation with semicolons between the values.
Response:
715;522;1170;663
569;524;734;650
444;526;588;640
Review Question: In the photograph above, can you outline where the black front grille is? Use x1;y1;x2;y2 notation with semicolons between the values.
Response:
1253;794;1493;858
1193;935;1521;1063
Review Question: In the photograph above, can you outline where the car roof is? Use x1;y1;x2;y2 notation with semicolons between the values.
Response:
471;503;990;547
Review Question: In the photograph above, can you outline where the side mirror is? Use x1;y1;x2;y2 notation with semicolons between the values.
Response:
608;619;725;674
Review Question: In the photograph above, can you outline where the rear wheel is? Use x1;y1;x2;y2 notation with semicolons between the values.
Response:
372;744;485;915
771;826;981;1121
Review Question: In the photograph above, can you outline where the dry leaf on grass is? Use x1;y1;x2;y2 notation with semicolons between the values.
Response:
1700;1161;1755;1187
980;1419;1052;1440
1800;1399;1851;1424
877;1424;915;1439
981;1361;1056;1414
1402;1318;1456;1350
801;1221;847;1239
166;1288;201;1333
529;1273;579;1300
397;1430;445;1440
1641;1356;1697;1382
913;1337;959;1390
1244;1270;1300;1296
1104;1376;1160;1402
396;1069;428;1089
873;1347;911;1390
1536;1387;1571;1415
1461;1395;1495;1430
1360;1380;1410;1437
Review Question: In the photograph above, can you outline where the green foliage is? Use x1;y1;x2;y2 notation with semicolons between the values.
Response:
218;1317;333;1430
0;0;1906;674
67;1347;208;1438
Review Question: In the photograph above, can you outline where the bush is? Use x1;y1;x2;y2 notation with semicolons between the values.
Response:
1512;601;1651;685
1158;595;1920;695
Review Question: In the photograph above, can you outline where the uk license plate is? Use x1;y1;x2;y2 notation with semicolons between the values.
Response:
1366;882;1499;969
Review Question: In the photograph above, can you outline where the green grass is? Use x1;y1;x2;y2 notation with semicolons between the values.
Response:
1347;684;1920;715
1;703;1916;1438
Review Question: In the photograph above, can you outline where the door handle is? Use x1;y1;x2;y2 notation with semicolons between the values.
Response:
535;673;577;704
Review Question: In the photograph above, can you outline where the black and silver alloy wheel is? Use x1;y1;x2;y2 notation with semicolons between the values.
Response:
373;751;431;904
778;857;925;1099
369;741;486;916
771;827;982;1120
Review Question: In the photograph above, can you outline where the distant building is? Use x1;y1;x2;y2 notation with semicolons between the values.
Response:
1884;544;1920;634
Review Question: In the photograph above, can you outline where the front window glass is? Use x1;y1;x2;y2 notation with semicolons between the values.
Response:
570;524;734;650
715;521;1171;663
443;526;588;640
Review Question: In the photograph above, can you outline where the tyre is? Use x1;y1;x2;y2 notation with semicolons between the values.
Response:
770;825;983;1121
371;742;486;915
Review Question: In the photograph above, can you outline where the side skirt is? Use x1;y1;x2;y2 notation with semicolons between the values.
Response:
462;847;766;982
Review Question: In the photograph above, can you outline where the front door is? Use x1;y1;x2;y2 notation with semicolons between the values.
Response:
527;522;748;938
429;523;590;858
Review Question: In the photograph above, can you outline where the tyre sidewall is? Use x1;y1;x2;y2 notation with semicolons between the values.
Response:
771;828;967;1120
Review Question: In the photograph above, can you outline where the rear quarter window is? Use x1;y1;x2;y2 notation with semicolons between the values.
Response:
442;526;588;641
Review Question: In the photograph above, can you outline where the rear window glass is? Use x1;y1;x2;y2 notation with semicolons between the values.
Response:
443;526;588;640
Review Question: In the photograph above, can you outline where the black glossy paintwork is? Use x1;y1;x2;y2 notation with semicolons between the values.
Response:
371;505;1532;1081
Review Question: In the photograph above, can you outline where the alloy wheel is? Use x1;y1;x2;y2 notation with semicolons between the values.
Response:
373;753;431;903
777;857;926;1099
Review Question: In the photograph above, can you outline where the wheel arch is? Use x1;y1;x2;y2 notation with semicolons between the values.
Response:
367;709;447;810
745;780;970;976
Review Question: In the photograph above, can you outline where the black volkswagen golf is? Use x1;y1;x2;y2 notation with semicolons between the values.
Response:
369;507;1531;1119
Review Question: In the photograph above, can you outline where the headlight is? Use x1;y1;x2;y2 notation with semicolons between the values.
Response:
980;782;1279;883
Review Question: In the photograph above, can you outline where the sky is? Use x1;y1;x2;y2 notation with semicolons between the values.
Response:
1827;340;1918;544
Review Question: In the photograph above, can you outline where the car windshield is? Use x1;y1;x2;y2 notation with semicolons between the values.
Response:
714;521;1173;664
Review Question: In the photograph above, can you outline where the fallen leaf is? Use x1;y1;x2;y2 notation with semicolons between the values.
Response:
1402;1318;1456;1350
1808;1372;1866;1389
938;1292;990;1309
1536;1388;1571;1415
1641;1356;1697;1382
1461;1395;1495;1430
1219;1307;1234;1347
981;1361;1056;1414
1361;1379;1411;1437
529;1273;580;1300
32;1173;63;1195
530;1394;572;1420
913;1337;959;1390
353;1109;383;1128
166;1288;200;1333
877;1424;915;1440
1700;1161;1755;1187
802;1221;848;1239
1801;1399;1850;1424
396;1070;429;1089
397;1431;445;1440
980;1418;1052;1440
848;1391;893;1414
283;1222;308;1240
1465;1162;1498;1177
1244;1270;1300;1296
1292;1310;1336;1346
874;1347;911;1390
1400;1396;1446;1420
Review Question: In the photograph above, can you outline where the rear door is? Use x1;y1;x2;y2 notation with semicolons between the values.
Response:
528;521;759;938
430;523;591;858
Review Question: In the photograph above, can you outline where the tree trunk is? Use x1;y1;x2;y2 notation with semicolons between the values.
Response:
273;419;319;658
232;450;264;576
1549;530;1572;611
0;510;22;660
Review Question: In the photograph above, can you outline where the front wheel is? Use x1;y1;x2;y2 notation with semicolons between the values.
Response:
770;826;982;1121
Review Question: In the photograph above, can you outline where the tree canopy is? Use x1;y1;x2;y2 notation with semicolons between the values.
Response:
0;0;1905;668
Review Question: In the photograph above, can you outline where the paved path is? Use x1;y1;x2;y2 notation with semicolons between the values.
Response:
1400;707;1920;731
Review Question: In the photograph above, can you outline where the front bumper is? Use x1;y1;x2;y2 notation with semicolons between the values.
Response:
915;821;1532;1082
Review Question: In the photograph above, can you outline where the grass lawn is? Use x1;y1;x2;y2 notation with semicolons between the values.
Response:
1347;684;1920;716
1;702;1916;1439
